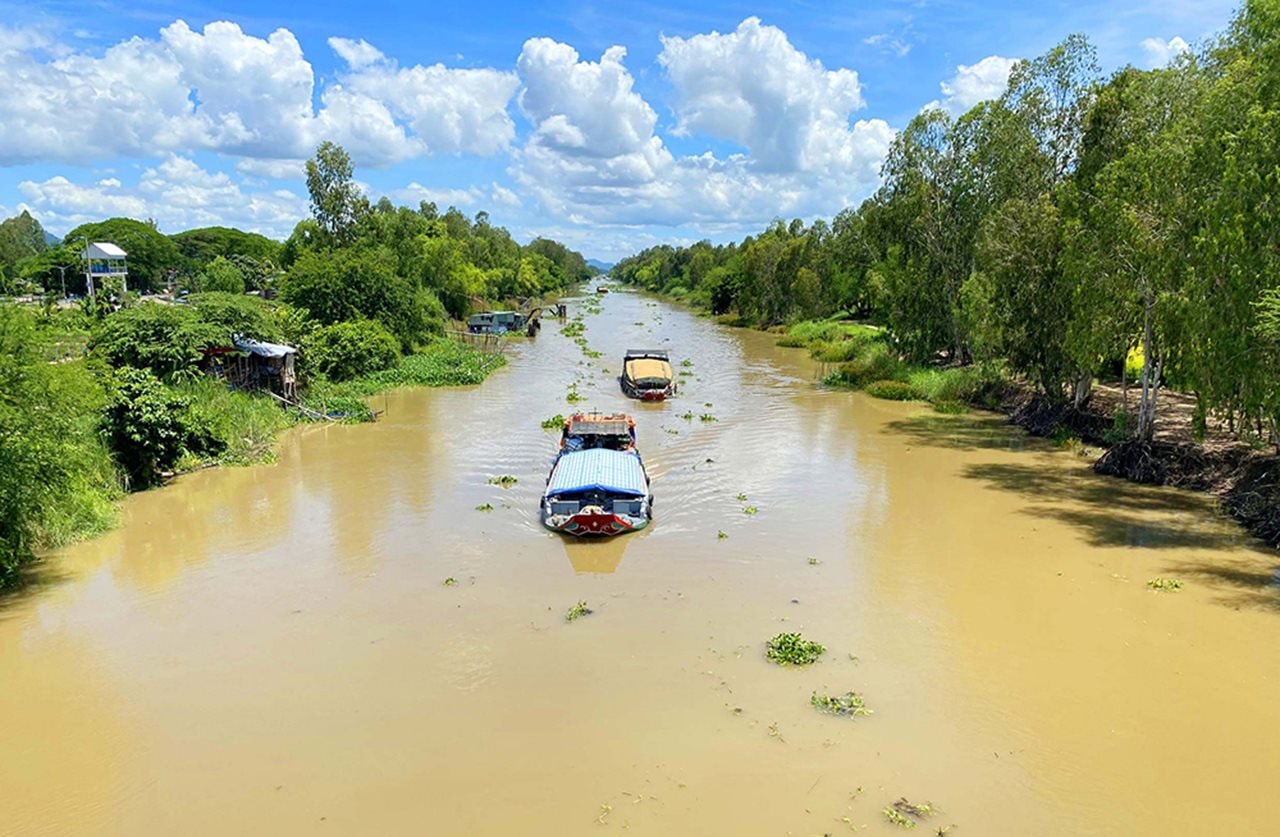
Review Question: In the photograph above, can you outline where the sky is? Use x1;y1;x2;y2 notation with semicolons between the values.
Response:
0;0;1240;261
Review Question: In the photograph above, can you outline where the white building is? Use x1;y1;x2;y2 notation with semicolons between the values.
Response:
81;242;128;298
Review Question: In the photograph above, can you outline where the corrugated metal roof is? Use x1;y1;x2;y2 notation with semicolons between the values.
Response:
547;449;648;497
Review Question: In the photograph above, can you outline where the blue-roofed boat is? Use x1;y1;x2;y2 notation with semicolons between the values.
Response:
541;413;653;537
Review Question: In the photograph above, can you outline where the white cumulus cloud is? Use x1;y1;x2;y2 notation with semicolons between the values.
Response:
18;156;308;237
925;55;1018;115
0;21;519;168
1140;36;1190;68
659;17;867;173
511;27;892;229
328;37;385;69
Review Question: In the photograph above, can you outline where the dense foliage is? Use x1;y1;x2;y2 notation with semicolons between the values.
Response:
0;307;117;584
303;320;401;381
0;211;48;293
616;1;1280;445
101;366;193;489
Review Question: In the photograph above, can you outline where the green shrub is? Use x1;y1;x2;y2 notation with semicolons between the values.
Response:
1;308;119;585
90;302;220;378
1104;409;1135;444
101;366;192;489
865;380;921;401
303;319;400;381
823;342;908;388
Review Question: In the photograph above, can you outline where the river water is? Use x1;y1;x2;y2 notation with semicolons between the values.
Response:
3;289;1277;836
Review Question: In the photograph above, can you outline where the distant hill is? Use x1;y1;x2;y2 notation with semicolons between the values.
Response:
44;231;60;246
587;258;614;272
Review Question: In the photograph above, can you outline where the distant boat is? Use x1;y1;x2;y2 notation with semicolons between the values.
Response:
619;349;676;401
596;286;609;294
541;413;652;537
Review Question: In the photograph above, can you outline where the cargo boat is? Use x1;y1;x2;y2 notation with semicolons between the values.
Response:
620;349;676;401
541;413;653;537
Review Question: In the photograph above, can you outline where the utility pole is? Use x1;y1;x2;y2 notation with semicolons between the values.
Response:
82;237;94;302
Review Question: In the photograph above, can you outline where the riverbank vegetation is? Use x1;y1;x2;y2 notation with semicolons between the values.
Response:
615;1;1280;540
0;141;590;589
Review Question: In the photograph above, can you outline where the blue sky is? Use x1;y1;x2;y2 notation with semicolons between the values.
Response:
0;0;1240;260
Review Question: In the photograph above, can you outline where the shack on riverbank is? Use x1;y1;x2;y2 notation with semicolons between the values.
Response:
201;336;298;399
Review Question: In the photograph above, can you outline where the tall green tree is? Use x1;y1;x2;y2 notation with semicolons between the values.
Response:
305;141;368;245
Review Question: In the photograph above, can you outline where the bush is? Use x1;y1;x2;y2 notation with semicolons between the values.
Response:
303;319;400;381
823;342;908;388
1;307;119;586
90;302;220;378
101;367;192;489
865;380;921;400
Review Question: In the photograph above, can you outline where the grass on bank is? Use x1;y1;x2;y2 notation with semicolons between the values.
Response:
775;319;1010;412
303;339;507;422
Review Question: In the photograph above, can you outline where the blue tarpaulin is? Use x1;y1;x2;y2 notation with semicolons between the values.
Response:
547;449;648;497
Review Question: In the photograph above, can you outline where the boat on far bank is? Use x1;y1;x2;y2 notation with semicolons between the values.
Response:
541;413;653;537
620;349;676;401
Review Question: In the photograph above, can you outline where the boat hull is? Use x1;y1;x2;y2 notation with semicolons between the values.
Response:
542;508;650;537
620;379;675;401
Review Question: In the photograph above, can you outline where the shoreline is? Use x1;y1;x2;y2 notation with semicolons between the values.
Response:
9;339;509;592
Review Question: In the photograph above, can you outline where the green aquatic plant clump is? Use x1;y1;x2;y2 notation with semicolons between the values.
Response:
766;632;825;666
865;379;922;401
883;798;938;829
811;691;872;717
488;475;518;488
565;601;593;622
1147;577;1184;591
541;414;566;429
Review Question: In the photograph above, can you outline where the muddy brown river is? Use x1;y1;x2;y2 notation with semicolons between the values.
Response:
3;289;1278;836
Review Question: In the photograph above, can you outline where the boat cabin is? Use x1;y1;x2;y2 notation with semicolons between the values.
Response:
620;349;676;400
561;413;636;451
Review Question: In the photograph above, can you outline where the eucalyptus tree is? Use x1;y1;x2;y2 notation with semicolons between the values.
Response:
1067;63;1205;439
1180;0;1280;439
305;141;369;245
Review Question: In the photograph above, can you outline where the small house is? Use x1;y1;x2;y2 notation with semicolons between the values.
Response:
201;336;297;399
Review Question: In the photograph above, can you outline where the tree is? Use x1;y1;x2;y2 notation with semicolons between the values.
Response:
0;211;49;280
189;293;280;342
305;141;367;245
281;247;436;349
972;194;1074;398
197;256;246;294
170;226;282;266
101;367;191;489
